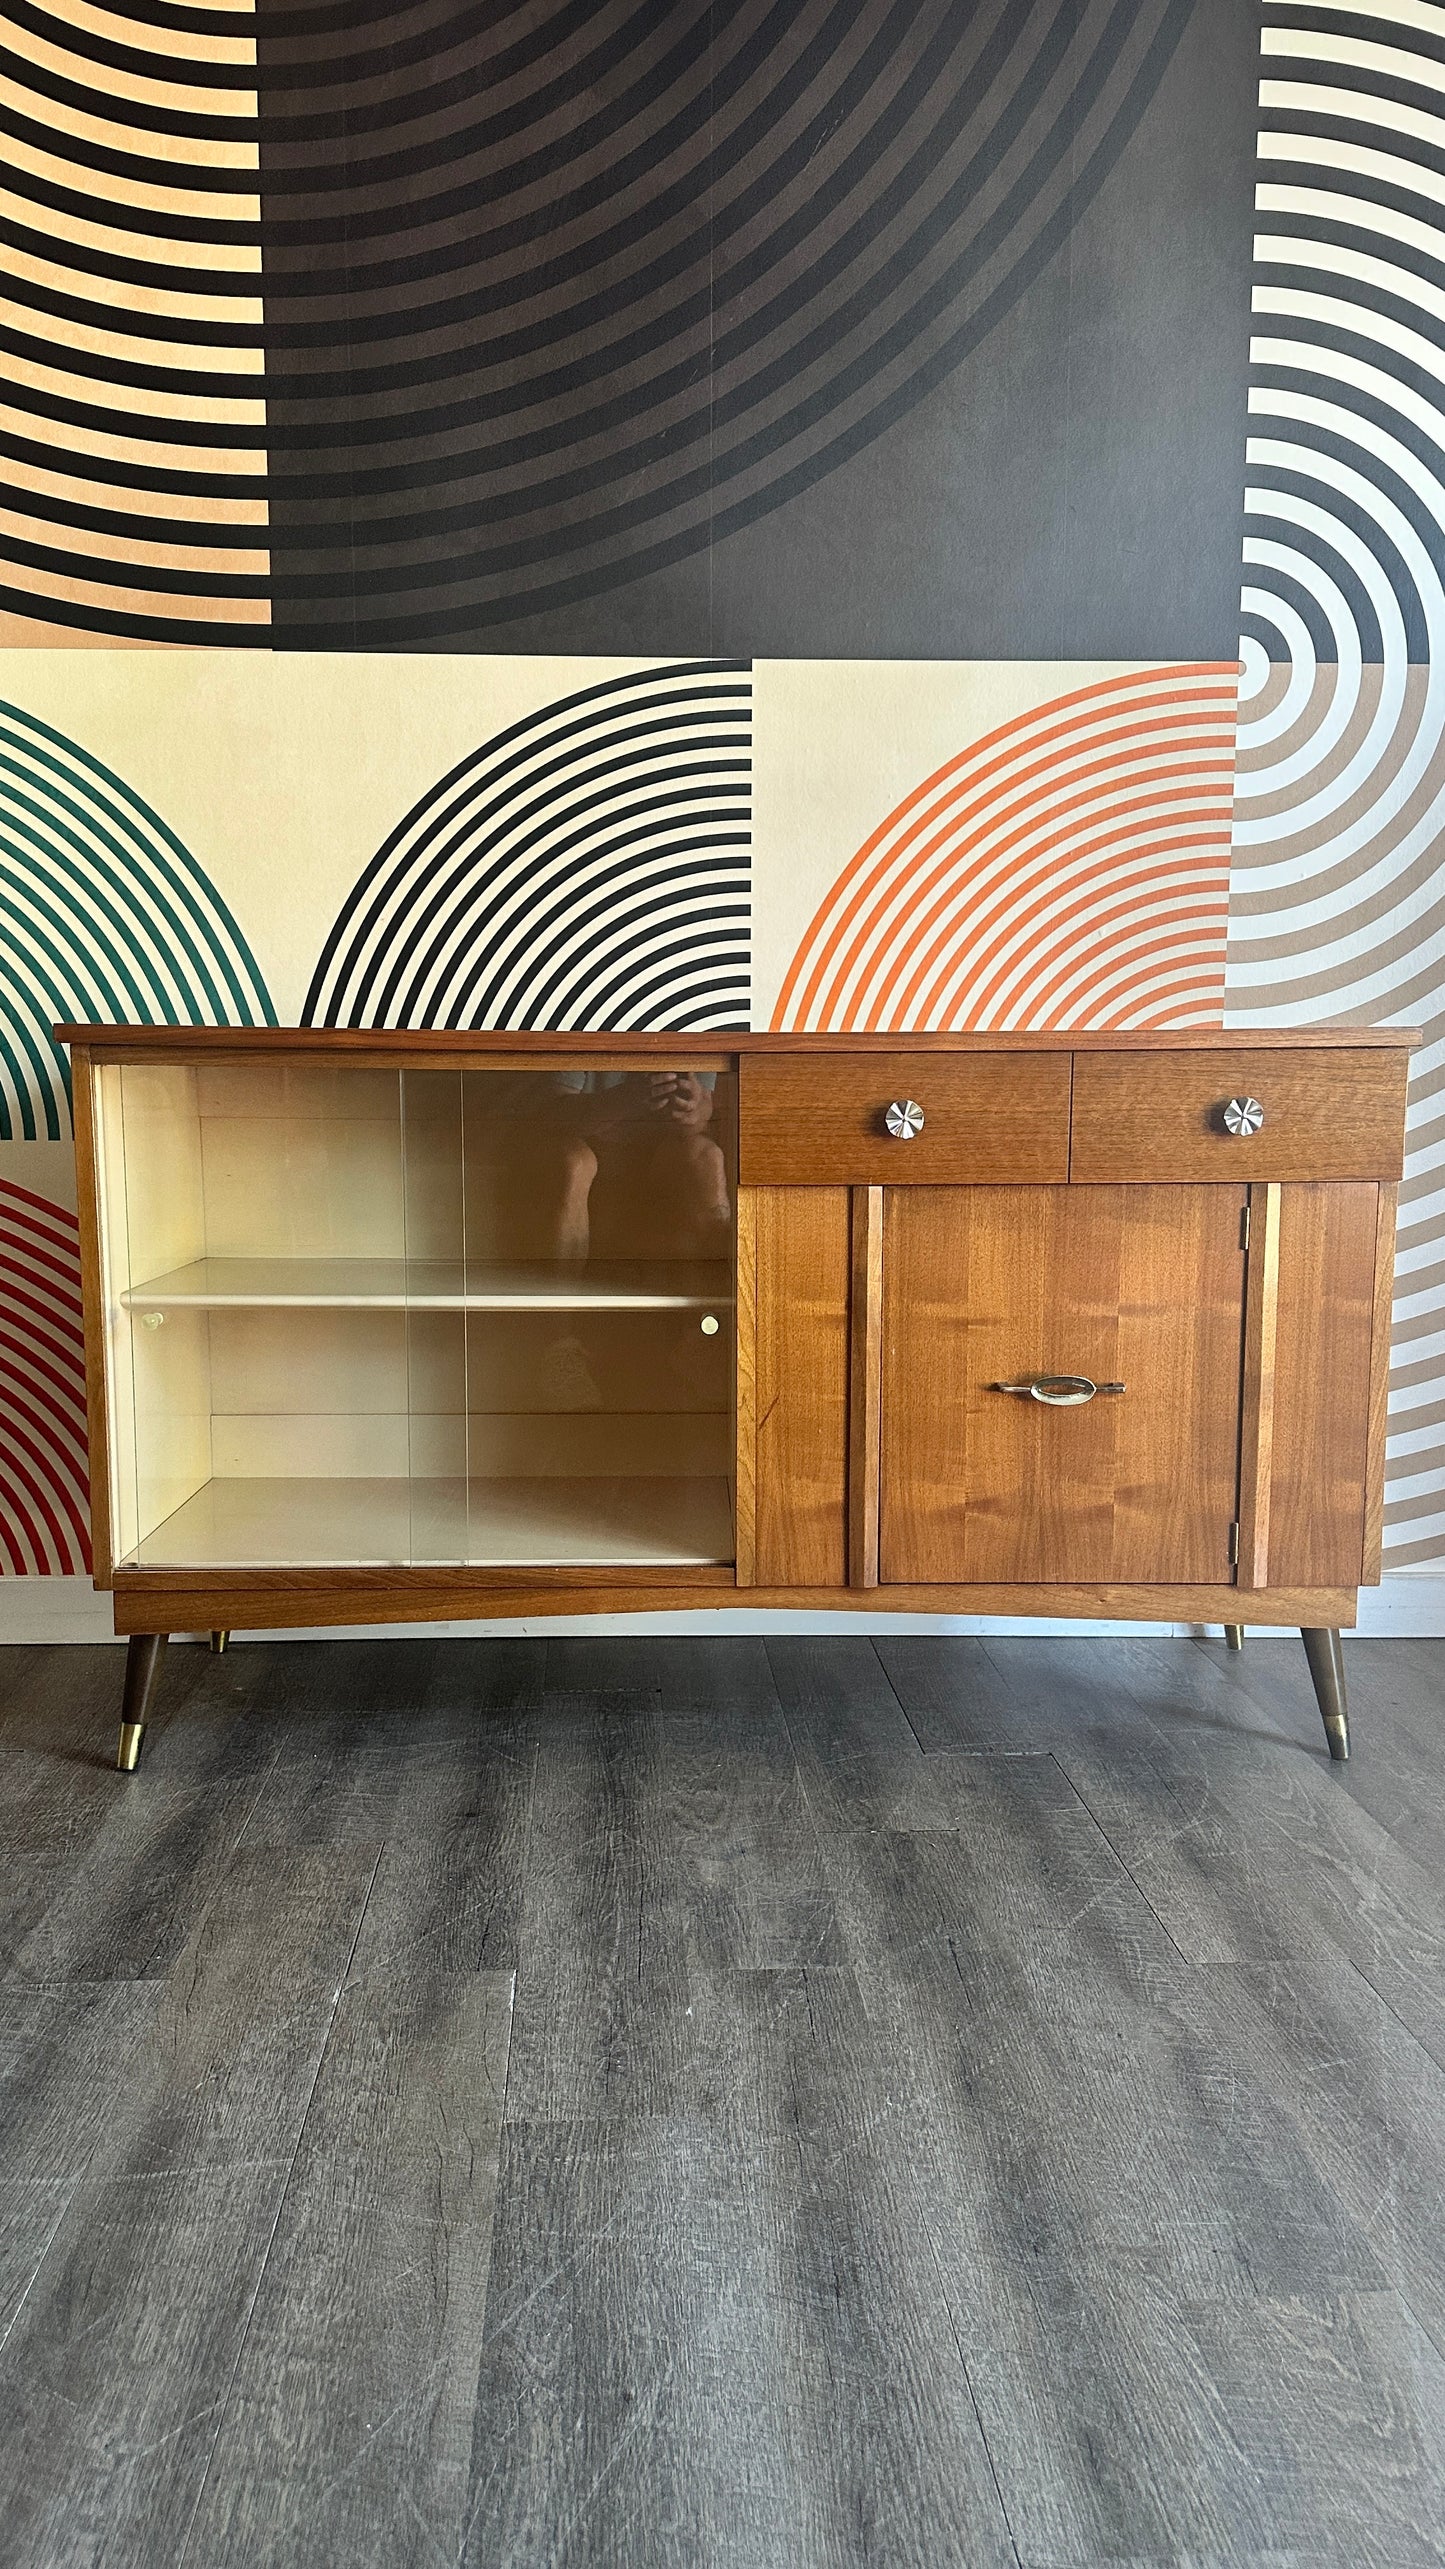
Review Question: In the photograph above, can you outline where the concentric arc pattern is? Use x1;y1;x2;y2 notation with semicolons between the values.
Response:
0;1179;89;1576
1228;0;1445;1564
0;699;277;1140
304;663;751;1034
0;0;270;643
775;666;1238;1033
255;0;1190;641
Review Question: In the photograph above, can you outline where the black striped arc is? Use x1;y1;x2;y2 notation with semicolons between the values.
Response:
302;663;752;1034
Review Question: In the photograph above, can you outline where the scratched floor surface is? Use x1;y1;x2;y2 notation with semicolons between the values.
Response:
0;1631;1442;2568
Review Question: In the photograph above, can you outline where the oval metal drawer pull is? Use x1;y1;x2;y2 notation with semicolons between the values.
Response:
1222;1095;1264;1136
990;1373;1125;1405
884;1098;924;1139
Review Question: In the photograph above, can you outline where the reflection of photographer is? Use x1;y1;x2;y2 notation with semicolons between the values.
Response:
570;1071;731;1260
475;1069;731;1261
640;1070;715;1129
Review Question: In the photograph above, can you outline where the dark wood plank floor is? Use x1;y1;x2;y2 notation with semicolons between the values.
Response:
0;1630;1442;2568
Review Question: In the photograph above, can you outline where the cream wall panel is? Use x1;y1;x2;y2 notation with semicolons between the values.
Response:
118;1067;205;1279
407;1415;469;1478
463;1311;729;1413
465;1412;727;1477
207;1309;467;1418
102;1066;212;1549
0;1140;77;1217
200;1112;404;1258
211;1412;411;1479
206;1306;410;1416
212;1410;726;1480
750;660;1142;1029
196;1066;400;1121
131;1309;212;1549
0;651;655;1024
408;1316;469;1414
403;1073;465;1261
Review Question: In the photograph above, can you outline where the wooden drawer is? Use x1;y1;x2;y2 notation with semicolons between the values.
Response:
738;1052;1070;1185
1070;1048;1409;1182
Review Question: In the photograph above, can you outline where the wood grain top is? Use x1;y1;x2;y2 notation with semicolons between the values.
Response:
55;1023;1422;1057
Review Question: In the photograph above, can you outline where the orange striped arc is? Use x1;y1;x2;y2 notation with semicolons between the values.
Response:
772;665;1241;1032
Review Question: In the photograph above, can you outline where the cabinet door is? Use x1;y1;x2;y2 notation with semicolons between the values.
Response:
880;1187;1246;1585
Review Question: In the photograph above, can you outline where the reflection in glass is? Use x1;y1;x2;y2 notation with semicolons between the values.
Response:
104;1060;737;1573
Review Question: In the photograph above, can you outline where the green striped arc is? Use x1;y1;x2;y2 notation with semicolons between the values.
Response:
0;701;276;1140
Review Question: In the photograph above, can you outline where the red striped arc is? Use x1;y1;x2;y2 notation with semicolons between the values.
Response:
772;665;1240;1032
0;1179;91;1576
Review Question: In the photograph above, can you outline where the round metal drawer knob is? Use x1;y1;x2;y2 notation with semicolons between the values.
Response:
700;1314;720;1337
1223;1095;1265;1136
885;1098;925;1140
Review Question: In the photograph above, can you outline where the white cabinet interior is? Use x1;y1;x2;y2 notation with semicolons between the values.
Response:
95;1061;737;1569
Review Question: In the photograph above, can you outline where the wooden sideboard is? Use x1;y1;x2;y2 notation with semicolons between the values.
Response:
58;1024;1416;1771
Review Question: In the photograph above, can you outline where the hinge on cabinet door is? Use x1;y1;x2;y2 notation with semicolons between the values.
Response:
1241;1203;1251;1252
1228;1521;1240;1567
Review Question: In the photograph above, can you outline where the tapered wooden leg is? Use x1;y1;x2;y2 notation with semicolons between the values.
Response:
1224;1625;1244;1651
1301;1627;1349;1762
209;1630;230;1655
117;1632;168;1772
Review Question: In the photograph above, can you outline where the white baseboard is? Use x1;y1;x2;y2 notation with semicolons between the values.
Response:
3;1573;1443;1644
1352;1574;1445;1637
0;1578;116;1643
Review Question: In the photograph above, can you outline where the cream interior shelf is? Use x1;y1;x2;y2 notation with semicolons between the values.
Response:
124;1473;735;1570
121;1257;733;1313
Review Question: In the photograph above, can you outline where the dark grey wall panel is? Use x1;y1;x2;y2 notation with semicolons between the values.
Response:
709;0;1258;657
255;0;1259;656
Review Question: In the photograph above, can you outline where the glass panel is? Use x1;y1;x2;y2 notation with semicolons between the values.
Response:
458;1066;736;1567
108;1055;736;1572
123;1061;409;1569
401;1069;468;1565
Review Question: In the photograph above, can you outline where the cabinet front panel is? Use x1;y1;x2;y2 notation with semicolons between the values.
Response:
738;1053;1070;1186
1269;1183;1377;1588
1071;1049;1408;1182
881;1187;1245;1585
748;1187;850;1585
93;1059;739;1573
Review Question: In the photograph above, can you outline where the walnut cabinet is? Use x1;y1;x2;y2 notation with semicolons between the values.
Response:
60;1026;1415;1770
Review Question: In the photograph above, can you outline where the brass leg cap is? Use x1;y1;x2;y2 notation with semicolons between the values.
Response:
1324;1712;1350;1763
1225;1625;1244;1651
209;1629;230;1655
117;1720;145;1774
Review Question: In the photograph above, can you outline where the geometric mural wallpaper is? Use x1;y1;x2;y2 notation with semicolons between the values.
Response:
1228;0;1445;1566
1;0;1442;1580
